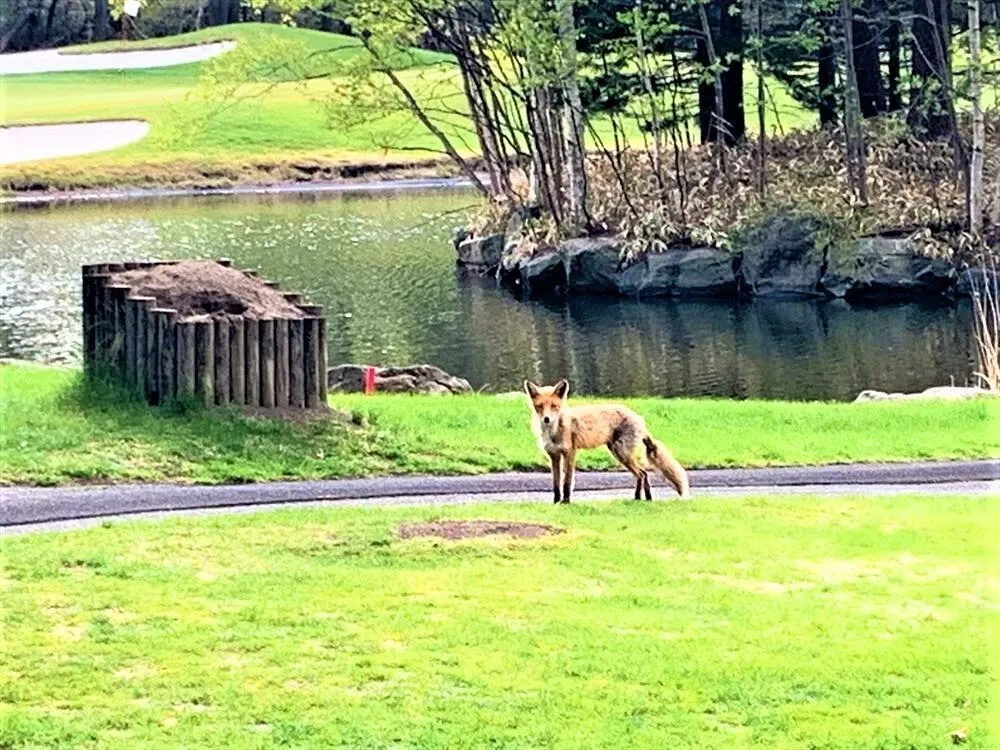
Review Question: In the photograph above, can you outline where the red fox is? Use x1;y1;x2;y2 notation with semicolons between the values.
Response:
524;379;691;504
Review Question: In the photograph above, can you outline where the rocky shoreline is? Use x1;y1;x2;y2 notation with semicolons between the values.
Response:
456;211;992;302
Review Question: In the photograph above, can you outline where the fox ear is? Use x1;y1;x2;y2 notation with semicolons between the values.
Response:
553;379;570;399
524;380;540;398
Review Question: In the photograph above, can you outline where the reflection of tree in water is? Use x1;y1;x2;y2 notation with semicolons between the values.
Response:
462;289;974;401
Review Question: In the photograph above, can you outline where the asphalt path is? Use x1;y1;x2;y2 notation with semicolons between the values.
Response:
3;460;996;536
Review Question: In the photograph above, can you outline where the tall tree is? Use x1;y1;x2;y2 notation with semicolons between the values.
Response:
93;0;111;41
842;0;869;203
696;0;745;144
908;0;952;137
557;0;589;233
852;0;886;117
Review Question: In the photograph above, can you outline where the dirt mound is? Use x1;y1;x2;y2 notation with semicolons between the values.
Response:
398;520;564;541
112;261;304;321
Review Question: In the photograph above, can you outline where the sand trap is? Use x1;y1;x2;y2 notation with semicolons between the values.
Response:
0;40;235;75
0;120;150;165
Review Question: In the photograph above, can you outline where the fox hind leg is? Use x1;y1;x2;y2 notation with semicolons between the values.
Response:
609;440;650;500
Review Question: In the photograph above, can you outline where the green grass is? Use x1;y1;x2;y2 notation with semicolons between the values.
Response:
1;363;996;486
0;22;813;191
1;494;997;748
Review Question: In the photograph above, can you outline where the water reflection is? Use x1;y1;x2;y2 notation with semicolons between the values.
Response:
0;189;976;400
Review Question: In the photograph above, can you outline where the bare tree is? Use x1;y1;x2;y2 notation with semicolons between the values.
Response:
557;0;588;234
968;0;984;235
842;0;869;204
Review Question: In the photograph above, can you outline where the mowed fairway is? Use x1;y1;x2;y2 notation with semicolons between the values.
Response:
1;495;997;748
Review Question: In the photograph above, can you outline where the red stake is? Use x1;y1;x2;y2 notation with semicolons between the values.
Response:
364;366;376;395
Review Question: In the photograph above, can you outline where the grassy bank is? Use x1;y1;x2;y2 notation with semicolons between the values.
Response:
1;24;808;193
1;364;996;486
1;494;997;748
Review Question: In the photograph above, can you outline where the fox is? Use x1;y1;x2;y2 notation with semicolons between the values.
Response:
524;379;691;504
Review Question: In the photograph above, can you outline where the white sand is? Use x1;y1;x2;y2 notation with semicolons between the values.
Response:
0;40;235;75
0;120;150;165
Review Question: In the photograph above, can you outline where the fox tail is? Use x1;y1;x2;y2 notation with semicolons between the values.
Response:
643;436;691;499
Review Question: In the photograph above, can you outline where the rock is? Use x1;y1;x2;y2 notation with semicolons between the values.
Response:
954;266;1000;297
737;210;830;297
327;364;472;395
632;247;738;297
521;251;566;297
456;233;504;270
562;237;625;293
854;386;996;402
452;226;472;251
497;237;737;299
842;237;955;300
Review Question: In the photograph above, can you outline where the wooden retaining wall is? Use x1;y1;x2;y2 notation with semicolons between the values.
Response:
81;260;328;409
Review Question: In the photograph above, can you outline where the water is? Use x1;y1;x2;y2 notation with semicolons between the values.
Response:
0;188;977;401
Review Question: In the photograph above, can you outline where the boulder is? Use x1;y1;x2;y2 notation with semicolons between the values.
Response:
954;266;1000;297
456;233;504;270
737;211;830;297
562;237;626;293
328;364;472;395
452;226;472;251
521;251;567;297
633;247;738;297
854;386;996;402
841;237;955;300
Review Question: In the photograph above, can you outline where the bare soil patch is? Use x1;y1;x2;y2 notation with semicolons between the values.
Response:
398;520;564;541
113;261;304;321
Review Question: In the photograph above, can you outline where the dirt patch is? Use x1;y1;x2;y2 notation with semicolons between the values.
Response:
398;520;564;541
112;261;304;321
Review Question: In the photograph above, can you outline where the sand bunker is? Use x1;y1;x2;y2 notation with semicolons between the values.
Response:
112;261;305;321
0;120;150;165
0;41;235;75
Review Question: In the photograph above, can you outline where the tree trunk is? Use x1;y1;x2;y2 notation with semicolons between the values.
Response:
818;38;838;127
968;0;984;234
842;0;870;204
719;0;746;142
195;0;206;30
44;0;60;46
756;0;766;197
852;0;886;117
93;0;110;41
887;17;902;111
698;2;729;153
557;0;587;234
909;0;952;137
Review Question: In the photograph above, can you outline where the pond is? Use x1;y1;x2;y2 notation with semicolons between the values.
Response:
0;187;977;401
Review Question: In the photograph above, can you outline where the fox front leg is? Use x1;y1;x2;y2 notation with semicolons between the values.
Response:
561;450;575;504
549;452;563;504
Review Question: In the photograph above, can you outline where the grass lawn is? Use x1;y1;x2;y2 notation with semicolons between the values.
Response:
1;494;997;748
0;23;813;192
1;363;996;486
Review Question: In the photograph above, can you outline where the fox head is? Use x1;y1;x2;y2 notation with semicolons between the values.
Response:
524;379;570;428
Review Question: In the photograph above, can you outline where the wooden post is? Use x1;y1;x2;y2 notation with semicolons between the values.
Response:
92;274;111;370
289;318;305;408
303;316;320;409
108;285;131;381
229;317;245;405
154;309;177;403
274;319;289;408
300;305;324;409
176;321;196;399
134;297;155;400
124;297;138;390
245;318;260;407
214;318;230;406
195;320;214;408
145;299;159;403
317;316;328;405
259;318;276;408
